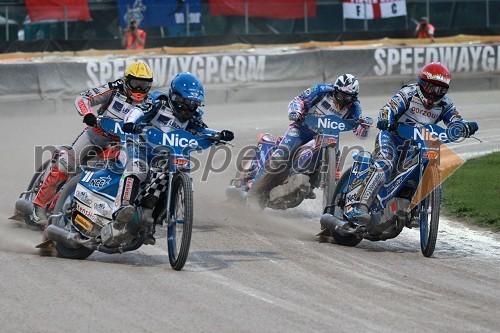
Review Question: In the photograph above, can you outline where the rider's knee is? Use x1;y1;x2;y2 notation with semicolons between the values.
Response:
57;150;76;175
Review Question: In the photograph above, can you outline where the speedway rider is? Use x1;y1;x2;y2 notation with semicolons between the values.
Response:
112;72;234;242
33;61;154;225
247;74;372;206
345;62;479;224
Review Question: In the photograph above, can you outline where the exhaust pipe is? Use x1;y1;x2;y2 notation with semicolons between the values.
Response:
15;198;34;215
47;225;147;255
46;224;83;249
320;213;354;235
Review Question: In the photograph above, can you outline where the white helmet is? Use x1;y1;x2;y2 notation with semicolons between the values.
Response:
333;74;359;108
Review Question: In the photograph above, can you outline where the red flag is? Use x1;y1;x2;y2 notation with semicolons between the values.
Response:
209;0;316;19
26;0;91;22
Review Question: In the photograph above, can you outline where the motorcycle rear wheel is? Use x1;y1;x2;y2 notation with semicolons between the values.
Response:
419;167;441;257
163;172;193;271
328;167;363;247
51;176;94;260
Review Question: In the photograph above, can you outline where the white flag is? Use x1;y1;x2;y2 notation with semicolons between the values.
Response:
343;0;407;20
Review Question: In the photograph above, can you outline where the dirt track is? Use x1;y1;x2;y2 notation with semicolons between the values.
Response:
0;90;499;333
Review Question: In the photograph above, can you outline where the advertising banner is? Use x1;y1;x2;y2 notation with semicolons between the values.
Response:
209;0;316;19
1;44;499;98
117;0;202;28
25;0;91;22
343;0;407;20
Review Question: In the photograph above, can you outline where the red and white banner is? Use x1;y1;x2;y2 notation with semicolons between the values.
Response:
343;0;406;20
26;0;91;22
209;0;316;19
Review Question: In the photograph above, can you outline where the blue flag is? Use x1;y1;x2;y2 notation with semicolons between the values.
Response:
117;0;202;28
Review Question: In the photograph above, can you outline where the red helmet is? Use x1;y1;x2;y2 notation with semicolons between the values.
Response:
417;62;451;108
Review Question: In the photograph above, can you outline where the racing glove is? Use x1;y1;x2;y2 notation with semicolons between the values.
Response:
377;119;390;131
219;130;234;141
464;121;479;137
83;113;97;127
288;111;302;122
122;122;138;134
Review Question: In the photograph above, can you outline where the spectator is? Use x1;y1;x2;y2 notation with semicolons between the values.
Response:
122;19;147;49
415;16;435;43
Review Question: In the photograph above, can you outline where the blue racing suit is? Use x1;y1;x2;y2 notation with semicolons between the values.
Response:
113;91;216;213
374;83;473;180
247;83;368;203
345;83;478;222
282;83;365;156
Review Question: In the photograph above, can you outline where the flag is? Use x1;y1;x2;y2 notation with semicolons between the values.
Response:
343;0;407;20
26;0;91;22
209;0;316;19
117;0;202;28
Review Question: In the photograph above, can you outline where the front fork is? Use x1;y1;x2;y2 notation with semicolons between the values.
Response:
164;170;176;226
319;146;340;189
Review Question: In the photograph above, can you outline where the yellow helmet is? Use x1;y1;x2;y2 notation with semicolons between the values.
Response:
124;61;153;102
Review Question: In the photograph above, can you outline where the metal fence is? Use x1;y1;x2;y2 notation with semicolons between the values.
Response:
0;0;499;42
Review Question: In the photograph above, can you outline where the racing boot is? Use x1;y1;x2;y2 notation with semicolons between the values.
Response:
305;188;316;200
142;208;156;245
246;149;290;209
344;166;386;225
33;165;68;225
113;175;140;230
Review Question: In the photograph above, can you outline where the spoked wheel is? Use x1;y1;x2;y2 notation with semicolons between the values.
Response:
322;147;337;212
327;167;363;247
419;166;441;257
51;176;94;260
21;160;51;230
166;172;194;271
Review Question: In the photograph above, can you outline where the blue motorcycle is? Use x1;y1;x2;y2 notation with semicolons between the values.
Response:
227;114;364;210
320;123;465;257
43;117;226;270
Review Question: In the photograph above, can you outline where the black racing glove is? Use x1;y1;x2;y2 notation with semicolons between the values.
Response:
220;130;234;141
83;113;97;127
377;119;389;131
464;121;478;137
122;122;138;134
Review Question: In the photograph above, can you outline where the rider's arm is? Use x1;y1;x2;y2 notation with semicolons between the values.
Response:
287;84;332;121
349;101;372;139
187;109;217;135
75;79;122;117
187;110;234;141
378;87;413;126
439;97;479;137
440;97;464;126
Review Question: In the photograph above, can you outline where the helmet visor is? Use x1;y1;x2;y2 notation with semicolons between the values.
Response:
127;78;152;93
171;93;202;112
418;78;448;101
334;90;356;104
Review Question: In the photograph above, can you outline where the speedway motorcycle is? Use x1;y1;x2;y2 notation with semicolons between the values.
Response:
12;130;121;230
33;117;227;270
227;114;368;210
319;123;470;257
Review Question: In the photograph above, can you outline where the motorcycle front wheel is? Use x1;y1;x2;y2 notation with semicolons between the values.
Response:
322;147;337;213
164;172;194;271
419;166;441;257
51;176;94;260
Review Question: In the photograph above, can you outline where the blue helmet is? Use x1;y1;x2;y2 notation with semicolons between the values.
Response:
169;72;204;122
